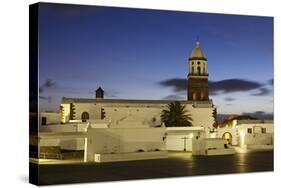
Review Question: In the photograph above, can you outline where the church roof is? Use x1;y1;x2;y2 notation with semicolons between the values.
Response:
189;40;207;60
61;97;213;105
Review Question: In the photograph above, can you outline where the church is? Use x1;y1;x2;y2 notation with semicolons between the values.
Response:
60;40;216;129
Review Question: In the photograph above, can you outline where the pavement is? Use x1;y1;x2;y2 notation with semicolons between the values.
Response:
30;150;274;185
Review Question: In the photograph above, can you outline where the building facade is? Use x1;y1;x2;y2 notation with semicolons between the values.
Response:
60;40;215;129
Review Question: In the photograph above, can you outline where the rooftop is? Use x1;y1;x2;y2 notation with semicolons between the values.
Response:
61;97;213;105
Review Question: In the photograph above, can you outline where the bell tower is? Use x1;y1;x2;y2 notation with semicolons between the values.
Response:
187;39;209;101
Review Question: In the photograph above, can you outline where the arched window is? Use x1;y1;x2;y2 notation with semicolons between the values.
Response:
197;61;200;65
200;92;204;100
81;112;90;122
192;61;194;65
191;66;194;74
197;66;201;75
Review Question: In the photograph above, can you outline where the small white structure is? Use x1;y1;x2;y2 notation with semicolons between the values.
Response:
217;120;274;150
192;138;235;156
165;127;205;151
85;127;168;162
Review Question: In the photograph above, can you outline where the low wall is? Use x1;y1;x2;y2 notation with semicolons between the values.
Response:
93;151;168;162
192;138;235;156
206;148;235;156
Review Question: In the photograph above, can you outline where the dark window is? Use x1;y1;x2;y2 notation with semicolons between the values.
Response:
192;61;194;65
261;128;266;133
197;61;200;65
247;128;252;134
193;92;197;100
197;66;201;75
41;117;47;126
203;64;206;74
200;92;204;100
192;66;194;74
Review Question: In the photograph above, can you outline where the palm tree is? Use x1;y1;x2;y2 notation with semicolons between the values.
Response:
161;101;193;127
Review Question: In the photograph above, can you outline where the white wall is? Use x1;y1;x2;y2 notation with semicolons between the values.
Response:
39;112;61;125
165;127;204;151
244;133;273;145
39;123;88;132
192;138;235;155
61;104;70;123
185;104;215;129
61;101;215;129
85;127;166;161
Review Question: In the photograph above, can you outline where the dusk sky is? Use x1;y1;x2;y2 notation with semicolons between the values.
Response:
38;3;273;117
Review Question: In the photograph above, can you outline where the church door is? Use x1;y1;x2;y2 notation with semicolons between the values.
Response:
81;112;90;122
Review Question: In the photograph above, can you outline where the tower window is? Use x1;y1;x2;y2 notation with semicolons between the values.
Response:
197;61;200;65
197;67;201;75
193;92;197;100
192;61;194;65
192;66;194;74
200;92;204;100
203;63;206;74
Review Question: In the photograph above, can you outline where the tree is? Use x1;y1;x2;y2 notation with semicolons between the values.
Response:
161;101;193;127
212;108;218;128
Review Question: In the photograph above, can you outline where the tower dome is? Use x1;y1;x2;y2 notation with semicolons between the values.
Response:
189;40;207;60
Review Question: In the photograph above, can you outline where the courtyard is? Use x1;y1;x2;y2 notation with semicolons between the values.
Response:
31;150;273;185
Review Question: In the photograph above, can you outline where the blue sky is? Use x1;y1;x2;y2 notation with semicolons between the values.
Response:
38;3;273;116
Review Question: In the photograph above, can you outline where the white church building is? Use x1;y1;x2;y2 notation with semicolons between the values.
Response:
60;40;215;129
36;40;273;162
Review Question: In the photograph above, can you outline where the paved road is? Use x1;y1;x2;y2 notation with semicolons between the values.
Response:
31;151;273;185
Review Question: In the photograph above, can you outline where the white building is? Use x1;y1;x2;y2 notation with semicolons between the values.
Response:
35;40;273;160
217;120;274;150
59;40;215;130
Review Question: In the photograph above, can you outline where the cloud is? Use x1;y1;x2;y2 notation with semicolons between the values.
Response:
158;78;186;92
158;78;266;95
39;79;57;93
224;97;235;102
251;88;271;96
105;90;119;98
209;79;262;95
39;96;52;103
162;94;185;100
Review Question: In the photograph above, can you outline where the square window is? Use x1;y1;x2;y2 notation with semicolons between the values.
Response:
247;128;252;134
